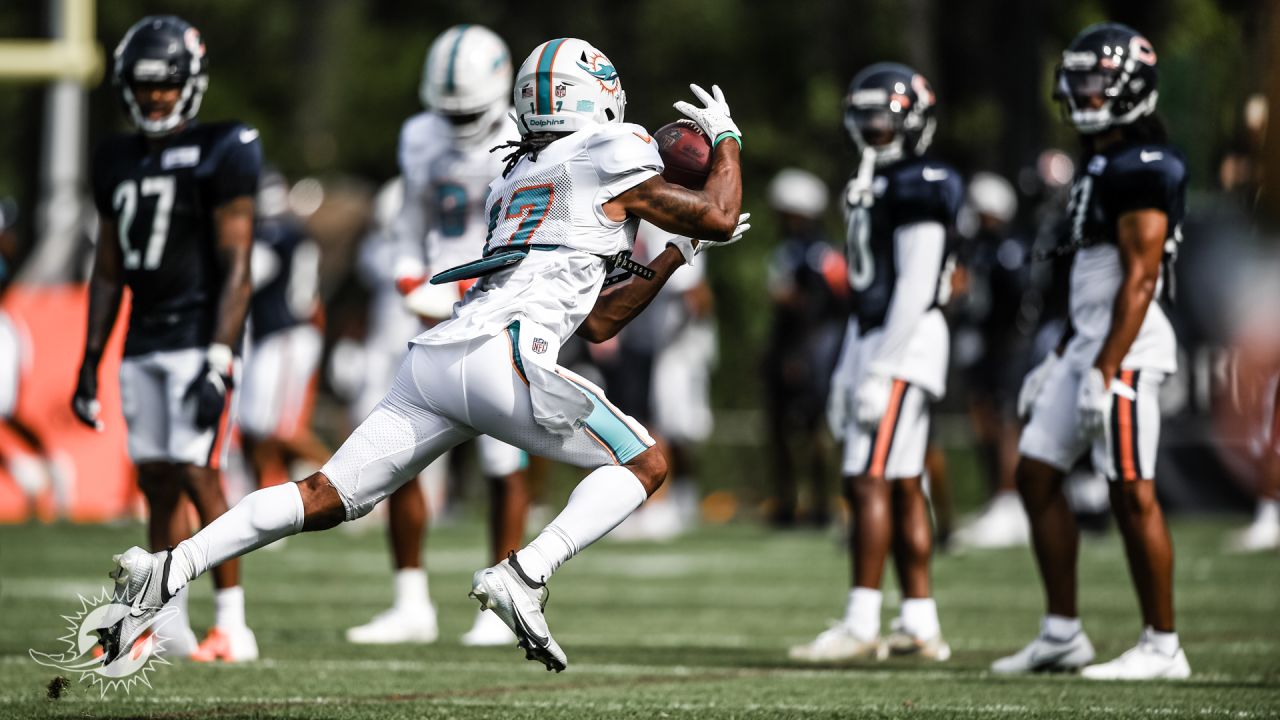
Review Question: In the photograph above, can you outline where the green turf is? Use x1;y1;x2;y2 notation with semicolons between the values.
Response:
1;518;1277;719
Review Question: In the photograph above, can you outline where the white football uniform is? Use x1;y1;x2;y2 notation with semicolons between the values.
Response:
321;123;662;520
120;349;241;469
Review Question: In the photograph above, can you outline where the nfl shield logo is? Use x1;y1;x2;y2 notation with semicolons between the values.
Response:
555;84;567;98
532;338;548;354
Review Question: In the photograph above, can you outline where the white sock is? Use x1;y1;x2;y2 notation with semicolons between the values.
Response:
169;482;305;596
514;466;648;583
1257;498;1280;526
394;568;430;609
1042;614;1082;641
1145;626;1180;656
900;597;940;640
213;586;246;630
844;587;882;642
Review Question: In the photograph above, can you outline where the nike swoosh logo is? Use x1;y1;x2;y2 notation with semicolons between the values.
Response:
1139;150;1163;163
632;132;652;144
922;167;948;182
513;608;549;646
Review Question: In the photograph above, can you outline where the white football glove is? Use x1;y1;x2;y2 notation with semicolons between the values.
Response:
667;213;751;264
1016;353;1059;422
673;84;742;149
1077;367;1123;439
854;373;894;430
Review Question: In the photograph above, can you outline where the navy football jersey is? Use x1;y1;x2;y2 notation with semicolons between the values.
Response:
91;122;263;355
844;156;964;332
250;215;319;341
1065;141;1186;253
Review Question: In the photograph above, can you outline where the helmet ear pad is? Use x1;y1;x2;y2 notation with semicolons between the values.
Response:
112;15;208;137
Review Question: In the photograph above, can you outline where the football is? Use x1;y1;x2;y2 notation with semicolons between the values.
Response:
655;119;712;189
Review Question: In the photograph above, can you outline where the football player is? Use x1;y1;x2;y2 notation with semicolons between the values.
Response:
238;169;329;488
99;37;748;674
791;63;961;663
74;16;261;662
343;25;532;648
992;23;1191;679
762;168;845;528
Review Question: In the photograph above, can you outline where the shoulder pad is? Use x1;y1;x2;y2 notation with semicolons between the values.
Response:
1107;145;1186;185
884;159;963;226
586;122;663;178
1102;144;1186;215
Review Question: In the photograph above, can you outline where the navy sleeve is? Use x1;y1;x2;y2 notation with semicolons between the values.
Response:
890;163;963;228
1105;149;1186;217
90;139;119;216
209;125;263;206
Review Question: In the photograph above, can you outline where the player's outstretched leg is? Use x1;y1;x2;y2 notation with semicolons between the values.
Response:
469;448;664;672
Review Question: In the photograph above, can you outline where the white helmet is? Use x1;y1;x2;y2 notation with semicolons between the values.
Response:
768;168;828;219
512;38;626;136
420;25;512;145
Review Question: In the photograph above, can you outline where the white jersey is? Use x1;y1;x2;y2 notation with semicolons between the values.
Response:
1065;245;1177;373
413;122;662;347
396;111;521;271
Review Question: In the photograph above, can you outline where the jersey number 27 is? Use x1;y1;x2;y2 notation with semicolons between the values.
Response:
113;176;175;270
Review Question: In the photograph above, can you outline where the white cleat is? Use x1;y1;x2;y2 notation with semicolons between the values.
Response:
951;492;1030;550
1082;635;1191;680
190;625;260;663
345;604;439;645
99;547;177;665
884;619;951;661
992;631;1096;674
469;557;561;671
461;609;517;647
789;622;886;662
1225;521;1280;553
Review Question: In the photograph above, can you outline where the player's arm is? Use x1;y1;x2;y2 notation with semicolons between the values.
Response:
576;246;688;342
869;222;946;372
72;215;125;430
604;142;742;242
1091;209;1166;380
211;196;255;349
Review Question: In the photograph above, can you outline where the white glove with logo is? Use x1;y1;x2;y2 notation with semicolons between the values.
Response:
673;84;742;149
1076;368;1112;439
667;213;751;264
854;373;894;430
1017;353;1059;422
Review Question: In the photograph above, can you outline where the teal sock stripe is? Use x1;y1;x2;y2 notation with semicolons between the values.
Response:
444;24;470;94
535;38;567;116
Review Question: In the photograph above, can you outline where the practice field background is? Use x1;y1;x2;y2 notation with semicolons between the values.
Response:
1;520;1277;719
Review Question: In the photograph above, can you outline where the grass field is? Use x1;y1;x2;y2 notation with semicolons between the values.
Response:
1;518;1278;719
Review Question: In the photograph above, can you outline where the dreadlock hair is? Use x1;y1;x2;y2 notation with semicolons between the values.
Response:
492;132;563;177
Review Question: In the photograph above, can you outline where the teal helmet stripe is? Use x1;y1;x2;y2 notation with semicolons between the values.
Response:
444;24;471;93
535;38;568;116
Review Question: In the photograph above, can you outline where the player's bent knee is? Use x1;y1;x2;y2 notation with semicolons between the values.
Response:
298;473;345;531
625;446;668;496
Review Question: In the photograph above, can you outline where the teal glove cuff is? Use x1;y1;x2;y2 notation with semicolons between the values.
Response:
713;131;742;150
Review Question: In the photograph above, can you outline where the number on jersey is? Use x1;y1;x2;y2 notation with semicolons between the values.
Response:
113;176;175;270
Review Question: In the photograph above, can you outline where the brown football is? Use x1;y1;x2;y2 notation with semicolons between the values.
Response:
655;119;711;189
